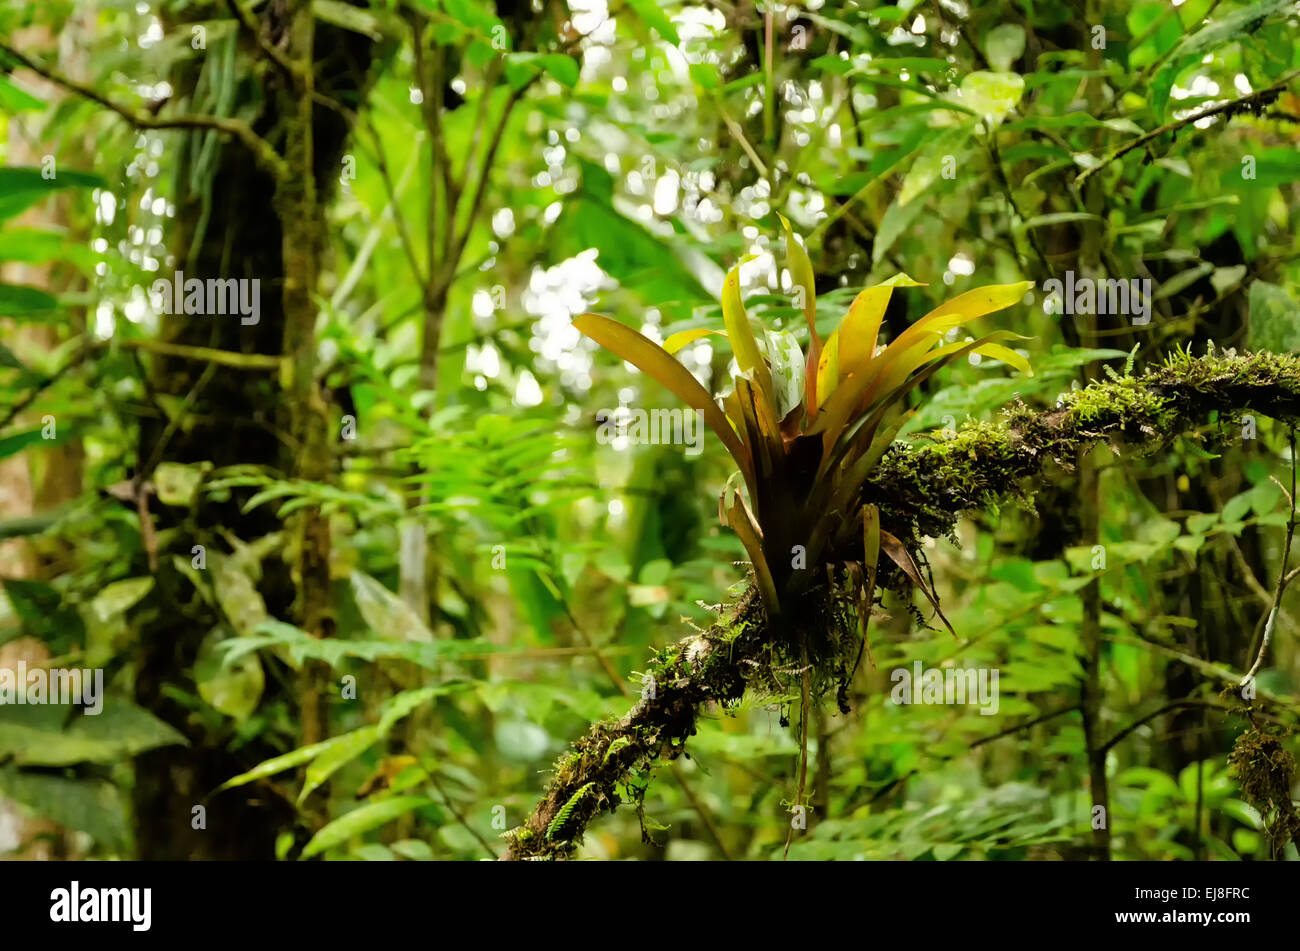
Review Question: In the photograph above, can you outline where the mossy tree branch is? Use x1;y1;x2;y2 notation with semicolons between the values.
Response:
503;348;1300;860
0;42;289;181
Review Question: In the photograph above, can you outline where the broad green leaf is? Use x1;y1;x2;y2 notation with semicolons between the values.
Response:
301;796;434;858
872;194;926;266
957;71;1024;124
195;627;264;721
0;428;47;461
626;0;681;44
351;570;435;644
0;75;44;112
0;767;127;850
299;726;382;805
153;462;206;506
216;737;342;792
0;167;104;222
689;62;720;89
1249;281;1299;353
898;124;974;206
0;701;185;766
537;54;579;88
211;554;268;637
2;577;84;652
311;0;385;38
0;284;58;315
391;838;436;860
87;577;154;626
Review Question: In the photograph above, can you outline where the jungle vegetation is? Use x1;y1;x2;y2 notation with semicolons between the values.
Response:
0;0;1299;862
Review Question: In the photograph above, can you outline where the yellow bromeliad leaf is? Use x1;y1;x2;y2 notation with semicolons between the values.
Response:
777;213;820;416
833;287;889;387
725;488;781;614
573;313;751;475
810;331;936;449
812;282;1030;441
721;264;772;398
860;332;943;414
927;336;1033;375
814;329;839;408
818;331;1028;482
888;281;1032;354
777;213;817;331
834;274;926;394
663;327;727;354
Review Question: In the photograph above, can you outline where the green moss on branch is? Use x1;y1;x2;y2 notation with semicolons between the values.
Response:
503;348;1300;860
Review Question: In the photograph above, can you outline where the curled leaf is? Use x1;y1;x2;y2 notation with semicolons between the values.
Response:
879;529;954;636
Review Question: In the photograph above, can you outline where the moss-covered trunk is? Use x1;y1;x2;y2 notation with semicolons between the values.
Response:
132;2;372;859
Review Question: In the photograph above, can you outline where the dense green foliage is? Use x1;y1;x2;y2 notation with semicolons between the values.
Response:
0;0;1299;861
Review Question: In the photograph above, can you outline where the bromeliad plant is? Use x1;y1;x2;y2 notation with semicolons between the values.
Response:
575;218;1031;649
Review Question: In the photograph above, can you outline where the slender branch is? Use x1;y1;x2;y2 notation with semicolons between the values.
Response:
429;774;497;859
1242;427;1298;684
711;90;769;179
1100;698;1231;754
0;342;90;431
407;11;447;274
1075;69;1300;187
104;337;286;371
360;116;426;286
449;79;534;273
224;0;307;86
988;130;1052;281
969;704;1081;749
0;43;288;181
141;360;218;478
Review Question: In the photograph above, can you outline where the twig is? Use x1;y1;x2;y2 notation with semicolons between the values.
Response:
1075;69;1300;187
0;342;89;431
104;337;285;371
0;43;288;181
1100;698;1230;754
224;0;307;86
1242;427;1298;685
429;774;497;859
